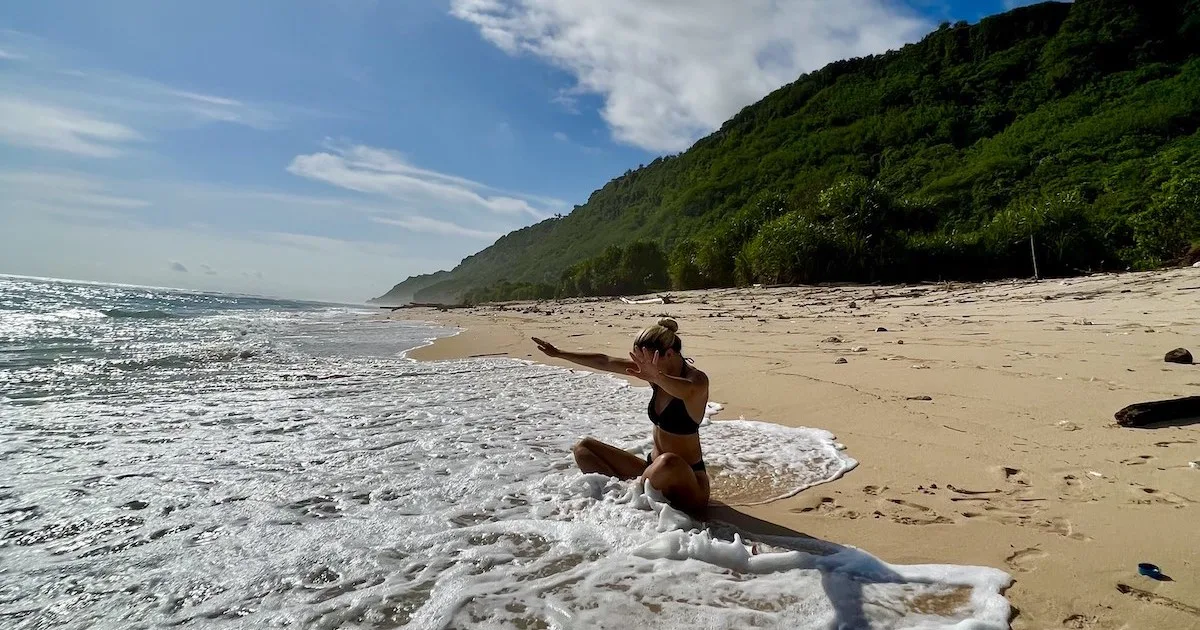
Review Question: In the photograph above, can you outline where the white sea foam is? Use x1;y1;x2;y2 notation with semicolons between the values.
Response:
2;355;1010;629
1;277;1010;629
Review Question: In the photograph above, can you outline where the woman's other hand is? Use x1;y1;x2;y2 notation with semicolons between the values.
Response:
531;337;560;358
627;347;663;382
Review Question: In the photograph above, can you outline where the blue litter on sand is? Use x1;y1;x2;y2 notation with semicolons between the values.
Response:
1138;563;1165;579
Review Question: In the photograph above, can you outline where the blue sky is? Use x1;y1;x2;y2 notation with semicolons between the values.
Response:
0;0;1053;302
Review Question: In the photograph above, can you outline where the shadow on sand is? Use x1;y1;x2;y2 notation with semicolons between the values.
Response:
699;502;986;629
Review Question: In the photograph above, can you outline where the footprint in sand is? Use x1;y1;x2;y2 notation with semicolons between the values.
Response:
1057;474;1103;502
789;496;864;520
999;466;1030;487
1120;455;1154;466
882;498;954;525
978;504;1035;526
1129;486;1194;507
1154;439;1197;448
1038;517;1091;541
1062;614;1099;629
1005;547;1048;573
1116;584;1200;617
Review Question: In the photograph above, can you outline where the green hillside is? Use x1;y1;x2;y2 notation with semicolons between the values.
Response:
369;270;451;305
387;0;1200;304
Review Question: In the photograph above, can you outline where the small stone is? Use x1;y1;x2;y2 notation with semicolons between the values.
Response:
1073;318;1093;326
822;336;842;343
120;500;150;510
238;350;255;359
848;301;858;309
907;395;933;401
852;346;868;352
1165;348;1193;364
896;339;904;345
834;358;848;364
875;327;888;332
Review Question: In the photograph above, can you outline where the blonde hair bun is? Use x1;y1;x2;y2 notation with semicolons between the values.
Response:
657;318;679;333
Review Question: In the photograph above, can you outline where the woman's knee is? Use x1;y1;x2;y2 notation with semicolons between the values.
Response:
572;437;598;458
646;452;685;476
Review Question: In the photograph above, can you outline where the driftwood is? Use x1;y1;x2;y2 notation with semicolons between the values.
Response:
379;302;471;312
1114;396;1200;428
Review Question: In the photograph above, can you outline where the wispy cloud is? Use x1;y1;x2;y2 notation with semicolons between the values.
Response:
287;143;561;218
169;261;189;273
39;69;283;131
0;97;143;157
371;215;502;240
451;0;930;152
0;30;291;154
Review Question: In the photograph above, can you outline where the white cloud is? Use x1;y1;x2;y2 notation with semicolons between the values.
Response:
0;97;143;157
371;215;502;240
451;0;931;152
552;131;569;142
0;31;289;146
42;70;283;131
287;143;559;219
168;90;243;108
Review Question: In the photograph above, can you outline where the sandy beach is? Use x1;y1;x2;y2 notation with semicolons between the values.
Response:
402;268;1200;629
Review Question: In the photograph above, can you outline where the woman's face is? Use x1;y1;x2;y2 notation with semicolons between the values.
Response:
634;343;676;362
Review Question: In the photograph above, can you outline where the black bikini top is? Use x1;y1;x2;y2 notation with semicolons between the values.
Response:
648;384;700;435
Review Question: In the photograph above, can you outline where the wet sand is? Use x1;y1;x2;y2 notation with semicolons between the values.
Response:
401;268;1200;629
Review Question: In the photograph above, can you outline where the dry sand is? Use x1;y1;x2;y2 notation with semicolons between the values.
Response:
399;268;1200;629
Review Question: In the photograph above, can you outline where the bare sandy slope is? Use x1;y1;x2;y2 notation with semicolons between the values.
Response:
398;269;1200;629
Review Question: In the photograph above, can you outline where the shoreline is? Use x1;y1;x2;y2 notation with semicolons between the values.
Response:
401;269;1200;630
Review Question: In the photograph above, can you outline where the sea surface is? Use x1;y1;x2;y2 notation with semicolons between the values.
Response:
0;275;1010;629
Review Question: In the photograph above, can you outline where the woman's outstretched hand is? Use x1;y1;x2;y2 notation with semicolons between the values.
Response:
531;337;560;358
627;347;663;382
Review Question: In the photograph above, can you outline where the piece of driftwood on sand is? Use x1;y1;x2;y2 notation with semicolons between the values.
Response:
1114;396;1200;428
379;302;471;312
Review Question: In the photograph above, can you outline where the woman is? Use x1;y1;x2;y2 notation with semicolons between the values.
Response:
532;319;710;511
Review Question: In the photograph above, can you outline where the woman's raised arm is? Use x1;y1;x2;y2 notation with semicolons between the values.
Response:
532;337;635;375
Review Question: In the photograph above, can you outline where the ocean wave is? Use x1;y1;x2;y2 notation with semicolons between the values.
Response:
105;347;265;371
101;308;181;319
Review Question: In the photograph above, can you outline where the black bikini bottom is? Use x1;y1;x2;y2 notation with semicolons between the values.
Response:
646;452;706;472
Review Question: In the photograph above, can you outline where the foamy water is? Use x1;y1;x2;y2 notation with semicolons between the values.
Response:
0;276;1011;629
